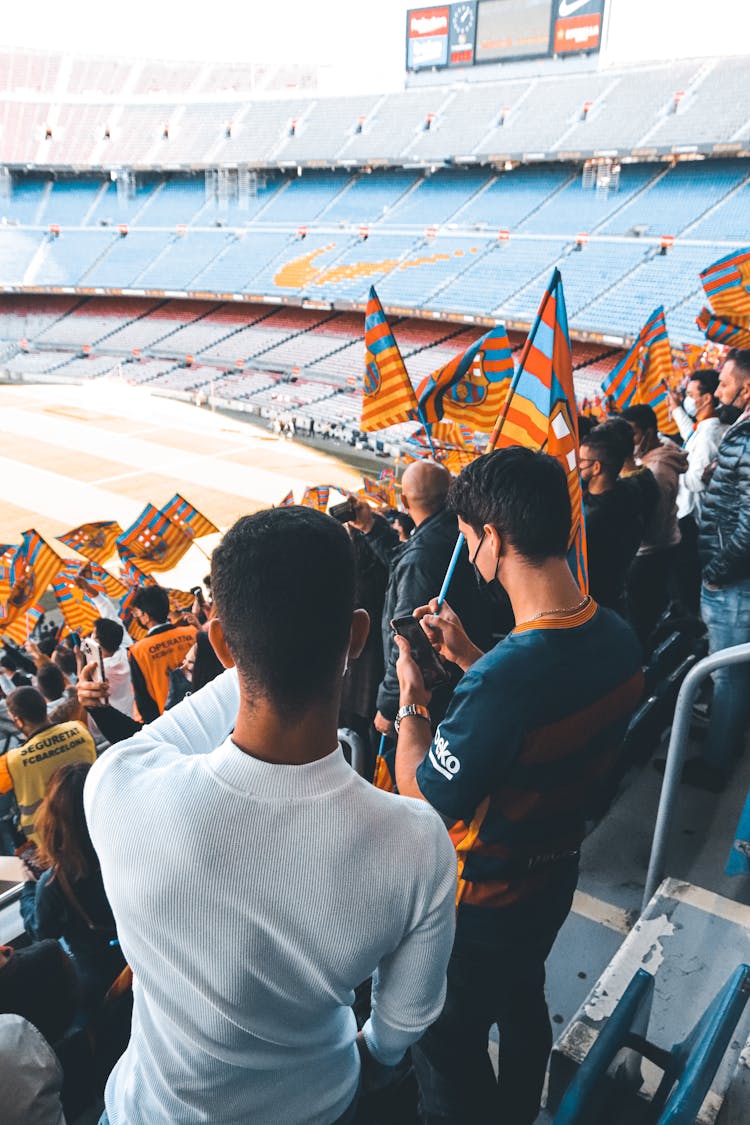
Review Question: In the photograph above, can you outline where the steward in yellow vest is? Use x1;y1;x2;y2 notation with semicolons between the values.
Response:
1;687;96;845
127;586;197;723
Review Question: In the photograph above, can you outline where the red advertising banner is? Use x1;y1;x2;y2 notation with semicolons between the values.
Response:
406;6;450;68
553;0;605;55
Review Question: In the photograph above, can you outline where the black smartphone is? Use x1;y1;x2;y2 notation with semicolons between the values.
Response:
390;616;449;690
190;586;205;605
329;497;358;524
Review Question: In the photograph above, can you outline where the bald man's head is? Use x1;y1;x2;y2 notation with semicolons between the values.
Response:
401;461;451;523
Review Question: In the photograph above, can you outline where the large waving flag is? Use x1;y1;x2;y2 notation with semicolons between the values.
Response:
361;288;419;432
79;561;128;602
300;486;330;513
57;521;123;565
53;561;101;636
417;324;514;432
159;495;219;540
0;603;45;646
0;531;62;630
116;504;193;573
600;306;678;436
696;306;750;350
700;248;750;319
492;269;588;592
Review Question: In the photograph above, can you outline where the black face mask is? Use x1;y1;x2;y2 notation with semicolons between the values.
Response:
718;403;743;426
470;530;505;603
718;386;745;426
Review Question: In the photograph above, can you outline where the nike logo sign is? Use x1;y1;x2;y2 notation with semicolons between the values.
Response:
558;0;594;15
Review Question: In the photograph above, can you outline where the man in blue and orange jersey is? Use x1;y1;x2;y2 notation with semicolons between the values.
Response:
392;447;644;1125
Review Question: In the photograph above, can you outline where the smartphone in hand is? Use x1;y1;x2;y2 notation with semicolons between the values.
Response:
390;616;449;690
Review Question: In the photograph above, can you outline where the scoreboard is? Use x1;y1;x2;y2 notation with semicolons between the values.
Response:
406;0;606;70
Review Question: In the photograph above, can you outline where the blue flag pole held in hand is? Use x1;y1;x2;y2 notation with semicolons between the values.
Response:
436;533;465;611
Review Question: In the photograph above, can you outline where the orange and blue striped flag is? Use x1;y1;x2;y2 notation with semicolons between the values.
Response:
0;531;61;630
697;306;750;350
600;306;678;436
361;288;418;432
493;269;588;592
701;248;750;319
278;491;295;507
359;477;392;506
1;603;45;646
417;324;514;432
57;521;123;565
79;561;128;602
159;495;219;540
53;561;101;636
300;486;330;513
116;504;193;573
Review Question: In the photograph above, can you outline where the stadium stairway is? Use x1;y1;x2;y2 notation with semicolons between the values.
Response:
589;166;672;235
242;310;341;364
141;301;226;354
513;170;578;230
491;240;576;318
573;243;662;326
424;238;501;308
680;168;750;238
448;172;500;225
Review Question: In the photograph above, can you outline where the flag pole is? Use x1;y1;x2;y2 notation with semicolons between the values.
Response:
417;406;439;459
437;272;559;609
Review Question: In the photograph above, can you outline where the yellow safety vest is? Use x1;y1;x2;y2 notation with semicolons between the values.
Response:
6;721;96;845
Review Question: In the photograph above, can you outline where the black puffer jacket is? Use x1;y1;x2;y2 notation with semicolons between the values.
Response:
698;415;750;586
369;507;493;721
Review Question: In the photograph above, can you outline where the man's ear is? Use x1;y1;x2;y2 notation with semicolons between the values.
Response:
207;618;235;670
348;608;370;662
485;524;503;559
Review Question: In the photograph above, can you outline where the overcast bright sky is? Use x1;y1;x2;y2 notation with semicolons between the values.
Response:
0;0;748;92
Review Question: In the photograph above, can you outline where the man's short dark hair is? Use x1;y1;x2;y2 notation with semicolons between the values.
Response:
448;447;570;562
581;425;626;479
621;404;658;434
94;618;124;654
7;686;48;726
36;662;65;702
211;507;355;720
53;646;77;678
726;349;750;380
689;368;719;398
131;586;170;624
596;417;635;461
0;652;18;673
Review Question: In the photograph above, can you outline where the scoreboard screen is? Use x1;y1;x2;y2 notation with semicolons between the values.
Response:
406;0;603;71
475;0;553;62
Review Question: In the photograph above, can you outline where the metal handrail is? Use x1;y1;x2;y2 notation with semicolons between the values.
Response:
643;642;750;910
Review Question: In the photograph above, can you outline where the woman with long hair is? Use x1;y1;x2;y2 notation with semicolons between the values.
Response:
21;761;125;1007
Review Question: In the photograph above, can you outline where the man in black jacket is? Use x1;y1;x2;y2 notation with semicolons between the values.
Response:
692;349;750;790
580;425;642;616
353;461;494;736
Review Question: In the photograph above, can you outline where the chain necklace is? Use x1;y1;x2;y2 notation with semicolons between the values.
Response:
520;594;591;625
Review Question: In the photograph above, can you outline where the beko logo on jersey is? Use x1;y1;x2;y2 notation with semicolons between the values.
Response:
558;0;593;15
429;731;461;780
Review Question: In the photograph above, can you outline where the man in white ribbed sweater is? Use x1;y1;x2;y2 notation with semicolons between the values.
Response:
85;507;456;1125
